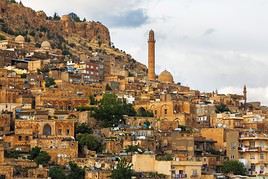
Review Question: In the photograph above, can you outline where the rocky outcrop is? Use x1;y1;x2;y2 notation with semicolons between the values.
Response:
0;0;147;76
0;0;110;46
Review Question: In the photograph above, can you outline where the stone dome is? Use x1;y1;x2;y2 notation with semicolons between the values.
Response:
41;41;51;50
158;70;174;83
15;35;25;44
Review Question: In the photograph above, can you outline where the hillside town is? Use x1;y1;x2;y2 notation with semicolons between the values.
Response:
0;1;267;179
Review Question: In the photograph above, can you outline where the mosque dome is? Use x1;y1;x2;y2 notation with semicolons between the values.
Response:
158;70;174;83
15;35;25;44
41;41;51;50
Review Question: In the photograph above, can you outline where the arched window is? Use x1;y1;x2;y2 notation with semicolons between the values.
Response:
43;124;52;136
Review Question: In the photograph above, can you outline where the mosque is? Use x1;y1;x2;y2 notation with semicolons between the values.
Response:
147;29;174;84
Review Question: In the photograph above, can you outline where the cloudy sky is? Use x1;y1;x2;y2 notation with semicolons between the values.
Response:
20;0;268;104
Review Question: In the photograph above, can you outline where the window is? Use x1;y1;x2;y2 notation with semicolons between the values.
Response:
164;109;168;115
25;136;29;141
18;136;22;141
192;169;198;176
249;141;255;148
91;65;93;69
260;165;264;173
58;129;62;135
155;110;157;115
260;153;264;160
91;71;94;75
250;154;255;159
260;142;264;148
43;124;52;136
66;129;70;135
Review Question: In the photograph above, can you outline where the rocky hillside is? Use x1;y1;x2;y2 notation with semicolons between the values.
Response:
0;0;147;76
0;0;110;46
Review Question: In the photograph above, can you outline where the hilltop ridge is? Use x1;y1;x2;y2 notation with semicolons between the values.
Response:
0;0;147;75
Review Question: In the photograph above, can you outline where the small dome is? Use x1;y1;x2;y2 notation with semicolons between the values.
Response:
15;35;25;44
158;70;174;83
41;41;51;50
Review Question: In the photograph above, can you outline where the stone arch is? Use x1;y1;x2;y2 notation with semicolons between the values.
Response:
43;123;52;136
68;113;77;119
160;104;169;117
174;104;180;113
149;104;156;116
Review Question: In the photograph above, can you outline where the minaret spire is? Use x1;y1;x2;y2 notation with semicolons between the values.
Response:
148;29;156;81
243;85;247;104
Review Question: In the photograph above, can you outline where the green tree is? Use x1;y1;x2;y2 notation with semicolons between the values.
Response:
34;151;51;165
137;107;154;117
4;150;20;159
93;94;136;127
89;95;97;105
76;106;93;112
0;34;6;40
8;0;16;3
53;13;61;21
29;147;51;165
45;77;56;88
156;154;174;161
222;160;246;175
75;123;92;135
111;159;133;179
77;133;103;153
29;147;41;160
215;103;230;113
62;49;70;56
49;166;66;179
68;13;81;22
105;84;112;91
67;162;84;179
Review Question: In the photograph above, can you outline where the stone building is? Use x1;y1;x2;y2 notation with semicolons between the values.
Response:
135;93;193;125
132;154;202;179
200;128;239;160
239;131;268;175
4;117;78;164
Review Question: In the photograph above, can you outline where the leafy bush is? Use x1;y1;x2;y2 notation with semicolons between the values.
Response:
77;133;103;153
156;154;174;161
111;159;133;179
222;160;246;175
92;94;136;127
215;103;230;113
29;147;51;166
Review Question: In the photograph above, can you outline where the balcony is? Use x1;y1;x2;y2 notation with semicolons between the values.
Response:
172;174;187;179
239;146;262;152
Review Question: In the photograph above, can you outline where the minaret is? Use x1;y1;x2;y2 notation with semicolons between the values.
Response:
148;30;155;81
243;85;247;104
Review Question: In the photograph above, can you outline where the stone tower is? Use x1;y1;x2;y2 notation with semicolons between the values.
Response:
243;85;247;104
148;30;155;81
